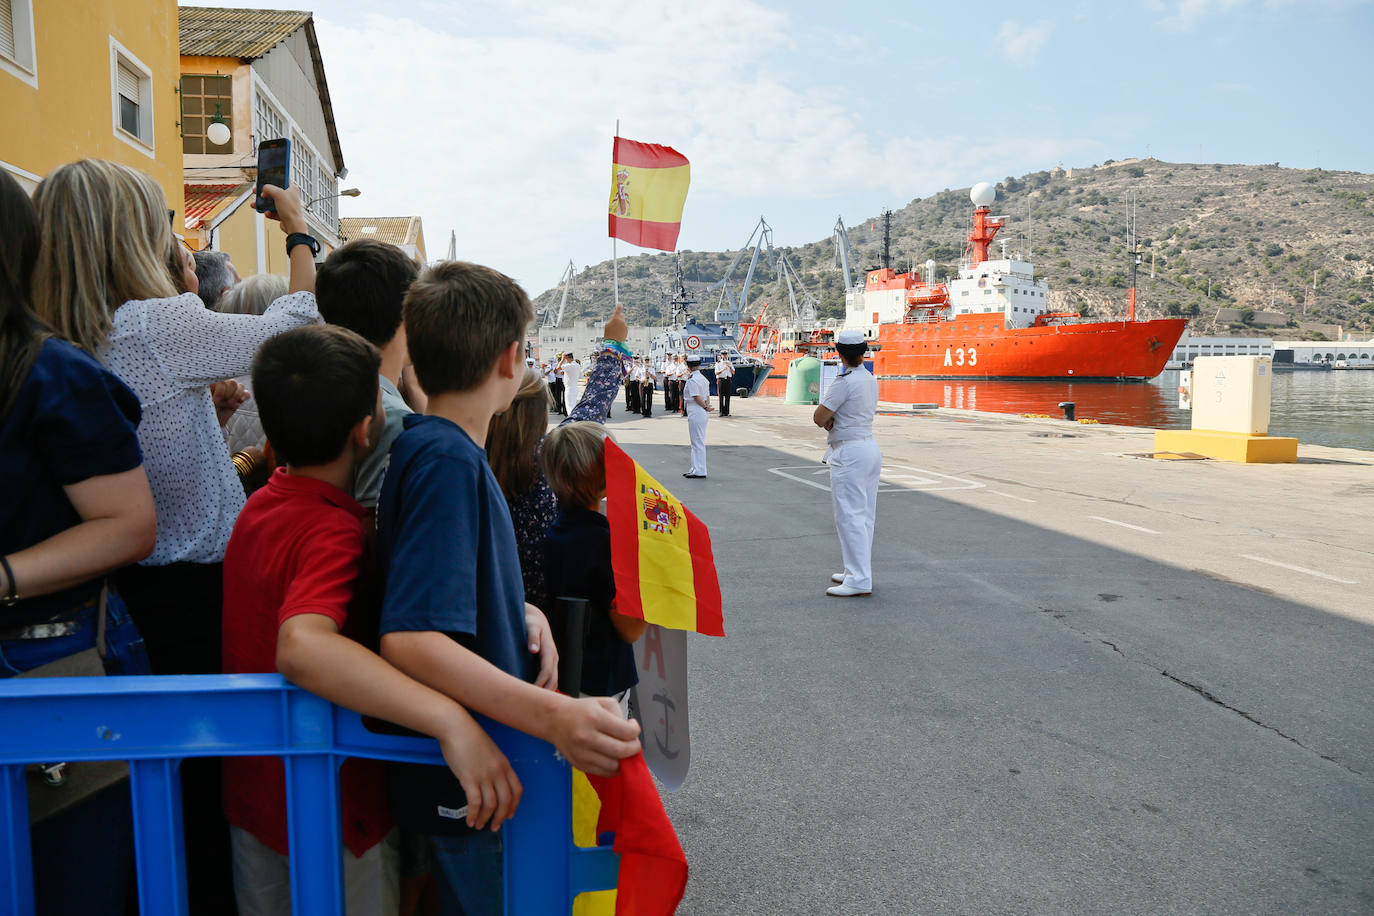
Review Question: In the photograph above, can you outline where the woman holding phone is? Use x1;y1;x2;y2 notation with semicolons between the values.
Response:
29;159;320;914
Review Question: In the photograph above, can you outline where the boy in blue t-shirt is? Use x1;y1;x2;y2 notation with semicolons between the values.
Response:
376;261;641;915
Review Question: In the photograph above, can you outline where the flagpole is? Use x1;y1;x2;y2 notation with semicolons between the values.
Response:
612;119;620;309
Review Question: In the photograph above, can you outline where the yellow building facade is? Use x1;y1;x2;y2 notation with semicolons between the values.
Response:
0;0;184;226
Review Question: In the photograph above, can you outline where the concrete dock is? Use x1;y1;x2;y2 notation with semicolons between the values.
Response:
596;398;1374;915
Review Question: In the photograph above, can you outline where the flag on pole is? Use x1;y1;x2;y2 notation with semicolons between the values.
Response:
604;440;723;636
608;137;690;252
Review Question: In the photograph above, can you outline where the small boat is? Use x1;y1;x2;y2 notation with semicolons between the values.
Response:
646;261;771;397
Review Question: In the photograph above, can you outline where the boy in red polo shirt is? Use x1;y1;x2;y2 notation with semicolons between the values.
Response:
222;325;522;915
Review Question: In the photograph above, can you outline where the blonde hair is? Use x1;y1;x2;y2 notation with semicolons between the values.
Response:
218;273;288;316
31;159;177;352
487;367;553;499
541;421;613;508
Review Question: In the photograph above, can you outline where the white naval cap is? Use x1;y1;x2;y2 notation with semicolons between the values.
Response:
836;329;866;345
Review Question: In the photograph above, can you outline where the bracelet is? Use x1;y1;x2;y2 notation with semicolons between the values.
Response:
602;339;631;359
0;554;19;606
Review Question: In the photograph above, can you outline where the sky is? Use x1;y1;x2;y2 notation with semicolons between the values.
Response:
187;0;1374;296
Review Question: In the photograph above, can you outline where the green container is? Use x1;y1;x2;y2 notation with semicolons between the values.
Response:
784;356;821;405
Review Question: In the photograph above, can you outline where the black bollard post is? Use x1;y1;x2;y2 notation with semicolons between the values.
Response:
1058;401;1076;421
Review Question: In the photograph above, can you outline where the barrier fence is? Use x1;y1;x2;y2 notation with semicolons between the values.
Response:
0;674;619;915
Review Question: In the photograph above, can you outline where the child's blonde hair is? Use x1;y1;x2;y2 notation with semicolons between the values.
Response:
542;421;614;508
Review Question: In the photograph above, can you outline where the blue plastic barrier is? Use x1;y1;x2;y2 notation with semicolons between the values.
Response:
0;674;618;915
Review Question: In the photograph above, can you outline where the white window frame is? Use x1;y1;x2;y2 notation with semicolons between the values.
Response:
109;37;154;157
0;0;38;87
252;87;287;148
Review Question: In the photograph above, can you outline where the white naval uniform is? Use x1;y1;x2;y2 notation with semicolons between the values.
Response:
820;364;880;591
565;359;584;410
683;368;710;476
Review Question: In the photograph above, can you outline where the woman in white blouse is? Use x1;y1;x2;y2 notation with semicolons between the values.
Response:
31;160;318;671
30;160;318;911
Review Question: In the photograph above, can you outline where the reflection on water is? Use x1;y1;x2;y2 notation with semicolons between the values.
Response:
757;369;1374;451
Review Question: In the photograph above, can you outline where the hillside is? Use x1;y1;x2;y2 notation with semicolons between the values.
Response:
532;159;1374;339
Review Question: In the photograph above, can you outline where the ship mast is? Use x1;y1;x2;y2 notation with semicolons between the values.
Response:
966;183;1004;268
881;210;892;270
1126;190;1141;322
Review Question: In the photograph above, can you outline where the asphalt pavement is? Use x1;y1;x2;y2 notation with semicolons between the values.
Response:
597;397;1374;915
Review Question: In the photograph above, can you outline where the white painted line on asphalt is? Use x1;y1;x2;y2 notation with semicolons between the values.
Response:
769;465;984;493
988;490;1036;503
1239;554;1358;585
1088;515;1160;534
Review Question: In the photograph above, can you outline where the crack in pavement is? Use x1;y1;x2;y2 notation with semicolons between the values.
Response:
1159;670;1367;781
1036;606;1367;782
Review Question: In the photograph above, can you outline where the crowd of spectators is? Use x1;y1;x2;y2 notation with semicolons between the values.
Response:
0;159;647;916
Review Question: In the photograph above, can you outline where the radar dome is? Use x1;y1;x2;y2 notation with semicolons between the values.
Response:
970;182;996;207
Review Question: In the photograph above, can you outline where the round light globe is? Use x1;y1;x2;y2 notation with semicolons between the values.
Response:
206;120;232;146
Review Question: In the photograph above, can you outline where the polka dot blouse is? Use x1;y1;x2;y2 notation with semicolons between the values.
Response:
99;290;320;566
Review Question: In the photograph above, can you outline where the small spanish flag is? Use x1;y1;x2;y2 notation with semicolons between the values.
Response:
608;137;690;252
605;440;723;636
572;756;688;916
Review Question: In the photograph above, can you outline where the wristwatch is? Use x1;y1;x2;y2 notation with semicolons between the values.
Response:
286;232;320;258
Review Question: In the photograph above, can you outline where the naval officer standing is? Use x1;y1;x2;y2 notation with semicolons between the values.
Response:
813;329;880;597
682;356;711;478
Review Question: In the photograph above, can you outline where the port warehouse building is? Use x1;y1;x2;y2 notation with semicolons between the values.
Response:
1171;335;1374;366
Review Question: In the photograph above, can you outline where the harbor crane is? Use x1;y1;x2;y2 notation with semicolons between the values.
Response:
832;216;854;290
705;217;774;325
542;260;576;329
775;249;818;326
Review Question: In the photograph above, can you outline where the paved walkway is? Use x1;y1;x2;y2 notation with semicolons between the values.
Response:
595;398;1374;914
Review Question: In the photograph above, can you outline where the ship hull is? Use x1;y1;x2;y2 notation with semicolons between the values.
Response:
766;316;1186;381
655;365;772;398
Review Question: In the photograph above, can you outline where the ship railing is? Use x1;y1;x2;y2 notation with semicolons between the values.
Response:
0;674;617;916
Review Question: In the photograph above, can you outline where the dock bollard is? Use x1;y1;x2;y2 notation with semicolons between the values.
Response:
1058;401;1076;421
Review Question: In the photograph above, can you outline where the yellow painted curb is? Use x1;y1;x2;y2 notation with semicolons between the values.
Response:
1153;429;1298;463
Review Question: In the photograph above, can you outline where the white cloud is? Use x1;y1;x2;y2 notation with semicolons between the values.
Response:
996;20;1053;66
292;0;1095;293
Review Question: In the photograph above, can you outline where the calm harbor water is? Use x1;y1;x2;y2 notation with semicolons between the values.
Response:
757;369;1374;451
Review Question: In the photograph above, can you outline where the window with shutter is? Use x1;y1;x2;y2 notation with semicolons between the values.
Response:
0;1;16;61
117;62;140;135
109;39;154;152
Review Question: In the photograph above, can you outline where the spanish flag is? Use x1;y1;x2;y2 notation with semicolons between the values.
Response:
604;440;723;636
608;137;690;252
572;755;688;916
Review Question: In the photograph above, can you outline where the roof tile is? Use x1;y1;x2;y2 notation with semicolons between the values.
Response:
184;182;252;230
179;7;310;59
338;217;422;247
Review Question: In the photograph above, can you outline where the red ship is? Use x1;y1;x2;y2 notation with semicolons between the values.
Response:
746;182;1187;380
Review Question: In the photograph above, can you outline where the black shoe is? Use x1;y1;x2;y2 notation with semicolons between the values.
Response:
683;473;706;479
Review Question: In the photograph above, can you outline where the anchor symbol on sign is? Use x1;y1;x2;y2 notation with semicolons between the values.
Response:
652;690;679;759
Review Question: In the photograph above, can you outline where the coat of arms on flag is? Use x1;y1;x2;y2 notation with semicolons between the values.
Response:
607;137;691;253
604;439;723;636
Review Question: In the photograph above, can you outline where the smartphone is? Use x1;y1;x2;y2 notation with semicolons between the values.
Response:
254;138;291;214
